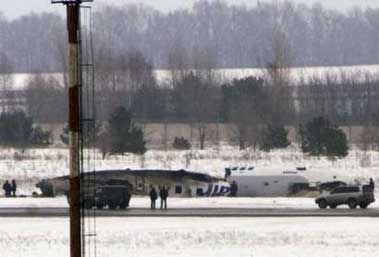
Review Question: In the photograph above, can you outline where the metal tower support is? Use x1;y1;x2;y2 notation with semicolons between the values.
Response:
67;4;81;257
51;1;93;257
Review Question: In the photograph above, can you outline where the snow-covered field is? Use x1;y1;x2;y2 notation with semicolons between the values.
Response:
0;217;378;257
1;131;378;257
0;147;378;195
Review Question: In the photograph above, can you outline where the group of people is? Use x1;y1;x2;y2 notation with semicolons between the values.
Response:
149;186;169;209
2;180;17;197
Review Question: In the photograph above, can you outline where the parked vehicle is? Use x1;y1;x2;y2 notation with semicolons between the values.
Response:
317;181;347;192
315;185;375;209
67;185;132;210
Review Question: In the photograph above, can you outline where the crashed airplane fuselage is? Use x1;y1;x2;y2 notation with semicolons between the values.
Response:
36;169;231;197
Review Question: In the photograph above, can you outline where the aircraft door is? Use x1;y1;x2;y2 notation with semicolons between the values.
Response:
262;181;276;196
136;177;145;192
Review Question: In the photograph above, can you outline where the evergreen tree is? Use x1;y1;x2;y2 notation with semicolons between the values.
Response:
0;110;51;147
301;116;348;157
0;111;33;147
324;127;349;157
221;76;270;150
108;106;146;155
260;125;291;152
128;126;147;154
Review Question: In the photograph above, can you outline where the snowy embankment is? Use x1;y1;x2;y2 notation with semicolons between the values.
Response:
0;147;379;195
1;217;378;257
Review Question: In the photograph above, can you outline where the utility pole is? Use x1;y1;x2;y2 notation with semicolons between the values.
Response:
51;1;93;257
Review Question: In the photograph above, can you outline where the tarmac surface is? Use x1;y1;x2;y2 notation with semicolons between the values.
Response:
0;207;378;217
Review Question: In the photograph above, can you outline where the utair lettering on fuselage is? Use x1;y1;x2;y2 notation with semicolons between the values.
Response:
204;183;231;197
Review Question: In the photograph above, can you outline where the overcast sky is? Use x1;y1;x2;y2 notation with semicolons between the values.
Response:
1;0;379;19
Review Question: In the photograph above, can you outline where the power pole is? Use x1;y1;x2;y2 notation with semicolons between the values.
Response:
51;1;93;257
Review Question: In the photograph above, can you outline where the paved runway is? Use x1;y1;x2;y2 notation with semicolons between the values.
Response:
0;207;378;217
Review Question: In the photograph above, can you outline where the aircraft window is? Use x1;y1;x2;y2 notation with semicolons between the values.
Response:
248;167;254;170
196;188;203;196
240;167;246;170
274;180;279;183
332;188;343;194
231;167;238;171
345;187;359;193
175;185;182;194
264;182;269;186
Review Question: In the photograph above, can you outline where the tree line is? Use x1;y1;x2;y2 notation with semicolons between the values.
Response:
0;46;355;158
0;105;349;158
2;1;379;72
17;51;379;127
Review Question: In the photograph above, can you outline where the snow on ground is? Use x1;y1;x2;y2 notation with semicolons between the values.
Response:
0;217;378;257
0;147;378;195
1;195;378;209
1;147;378;256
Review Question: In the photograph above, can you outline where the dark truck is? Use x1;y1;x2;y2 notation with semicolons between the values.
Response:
68;185;132;210
315;185;375;209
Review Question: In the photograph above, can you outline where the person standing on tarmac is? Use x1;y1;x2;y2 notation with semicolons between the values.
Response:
159;186;164;209
2;180;12;197
149;186;158;209
230;181;238;197
11;179;17;197
161;186;169;209
369;178;375;191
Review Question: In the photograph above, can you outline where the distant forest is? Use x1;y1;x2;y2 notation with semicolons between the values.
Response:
1;0;379;73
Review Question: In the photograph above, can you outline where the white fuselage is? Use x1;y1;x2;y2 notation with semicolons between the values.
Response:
227;172;309;197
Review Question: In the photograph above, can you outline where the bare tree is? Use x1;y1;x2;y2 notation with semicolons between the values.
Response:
191;48;219;149
262;30;294;127
172;72;218;150
0;52;14;112
167;43;191;87
24;74;66;123
123;51;163;123
94;45;126;120
3;2;379;72
168;45;220;149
